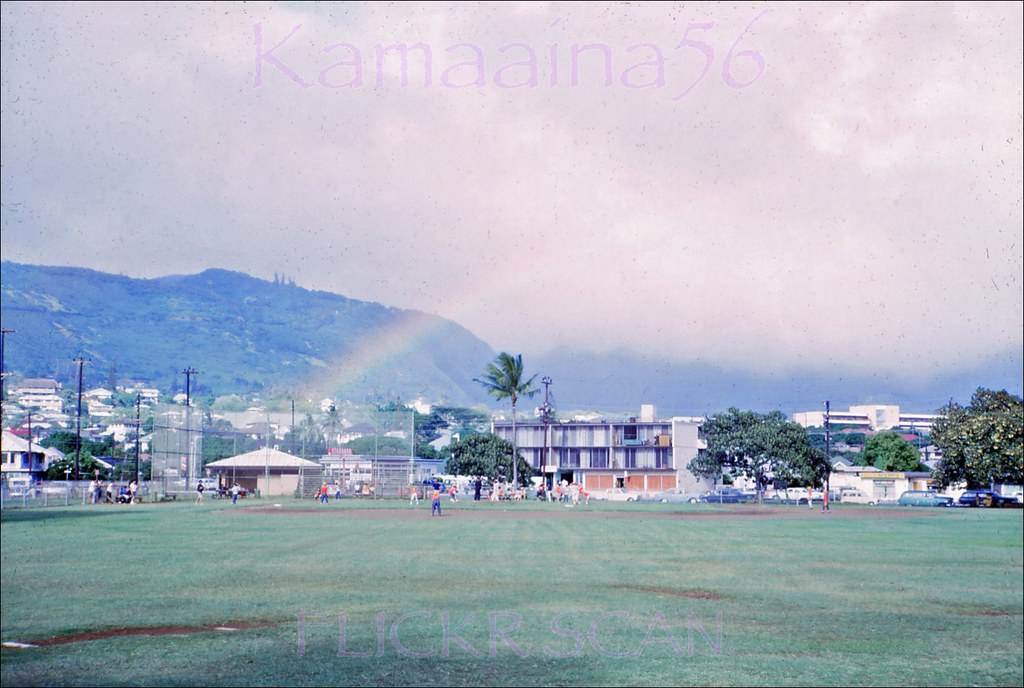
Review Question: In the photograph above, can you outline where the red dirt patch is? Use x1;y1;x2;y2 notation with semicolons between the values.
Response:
611;584;722;600
28;620;278;647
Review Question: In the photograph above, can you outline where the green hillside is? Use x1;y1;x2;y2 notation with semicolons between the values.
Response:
0;262;495;404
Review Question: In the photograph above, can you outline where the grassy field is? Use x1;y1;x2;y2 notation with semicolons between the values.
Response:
1;499;1021;687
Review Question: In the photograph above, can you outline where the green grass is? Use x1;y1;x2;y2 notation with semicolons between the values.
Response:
2;500;1022;686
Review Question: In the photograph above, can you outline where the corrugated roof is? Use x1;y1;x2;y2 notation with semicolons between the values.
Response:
205;447;320;469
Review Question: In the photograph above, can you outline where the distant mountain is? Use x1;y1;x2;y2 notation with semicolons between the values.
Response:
0;262;496;404
2;261;1020;416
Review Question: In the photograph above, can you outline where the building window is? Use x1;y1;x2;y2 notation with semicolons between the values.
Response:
532;450;544;469
589;448;608;468
562;449;580;468
624;448;637;469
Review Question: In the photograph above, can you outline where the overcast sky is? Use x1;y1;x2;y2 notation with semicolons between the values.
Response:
2;1;1021;382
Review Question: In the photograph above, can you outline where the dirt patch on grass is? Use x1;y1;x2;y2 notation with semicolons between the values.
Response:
26;620;278;647
236;505;925;520
611;584;722;600
952;606;1023;617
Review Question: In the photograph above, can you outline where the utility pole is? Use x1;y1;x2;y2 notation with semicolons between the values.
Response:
824;400;831;509
290;399;295;455
182;367;198;408
27;410;33;474
541;376;553;491
0;327;13;403
0;328;13;462
135;394;142;485
181;367;197;488
73;357;87;481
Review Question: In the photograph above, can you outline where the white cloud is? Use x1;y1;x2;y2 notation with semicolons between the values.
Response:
1;1;1021;381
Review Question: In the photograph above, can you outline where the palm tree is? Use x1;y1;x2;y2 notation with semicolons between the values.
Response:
299;412;324;458
322;403;341;453
474;353;538;488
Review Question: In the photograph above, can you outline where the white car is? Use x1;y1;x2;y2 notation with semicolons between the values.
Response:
595;487;639;502
651;489;703;504
839;489;877;505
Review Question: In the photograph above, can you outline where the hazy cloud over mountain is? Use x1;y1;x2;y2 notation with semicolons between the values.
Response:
2;2;1021;385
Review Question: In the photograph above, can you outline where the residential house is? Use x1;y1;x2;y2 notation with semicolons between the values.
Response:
1;430;52;481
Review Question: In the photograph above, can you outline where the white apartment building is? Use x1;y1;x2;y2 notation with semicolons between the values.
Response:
491;405;713;495
13;379;64;414
792;404;943;432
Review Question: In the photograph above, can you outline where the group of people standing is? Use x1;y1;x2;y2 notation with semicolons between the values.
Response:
537;480;589;505
195;481;243;504
89;477;139;504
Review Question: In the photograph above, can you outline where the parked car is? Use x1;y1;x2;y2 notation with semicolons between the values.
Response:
957;490;1020;508
594;487;639;502
767;488;819;505
897;490;953;507
699;488;749;504
838;489;877;506
651;488;703;504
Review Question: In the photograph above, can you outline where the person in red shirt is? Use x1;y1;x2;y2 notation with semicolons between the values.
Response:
431;486;442;516
319;483;329;504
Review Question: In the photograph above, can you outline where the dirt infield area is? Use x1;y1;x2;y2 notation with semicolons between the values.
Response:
235;505;927;520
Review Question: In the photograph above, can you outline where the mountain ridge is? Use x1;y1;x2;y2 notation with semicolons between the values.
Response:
0;261;496;405
2;261;1020;415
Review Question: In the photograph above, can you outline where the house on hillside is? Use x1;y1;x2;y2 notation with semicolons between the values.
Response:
13;378;64;414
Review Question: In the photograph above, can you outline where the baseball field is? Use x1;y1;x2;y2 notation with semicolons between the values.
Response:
1;499;1021;686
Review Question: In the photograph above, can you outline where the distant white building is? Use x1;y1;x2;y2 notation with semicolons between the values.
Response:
84;387;113;401
409;398;432;415
87;400;114;418
13;379;64;414
122;385;160;405
793;404;942;432
103;423;132;443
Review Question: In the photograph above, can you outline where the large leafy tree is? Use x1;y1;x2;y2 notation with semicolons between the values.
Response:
688;408;826;501
446;433;531;483
45;454;110;480
859;431;922;472
474;353;538;486
930;388;1023;489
